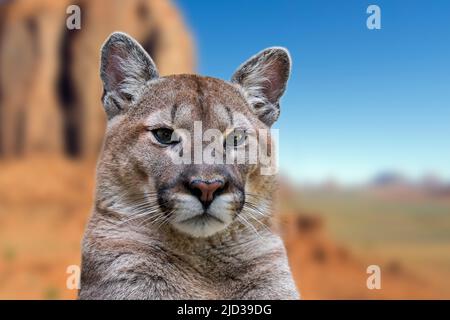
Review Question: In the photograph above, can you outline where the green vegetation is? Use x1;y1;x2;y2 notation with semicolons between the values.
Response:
289;190;450;291
294;190;450;245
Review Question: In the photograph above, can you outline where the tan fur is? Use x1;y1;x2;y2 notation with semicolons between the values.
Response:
79;33;299;299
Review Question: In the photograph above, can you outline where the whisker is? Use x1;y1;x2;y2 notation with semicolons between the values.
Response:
237;214;263;240
242;209;272;233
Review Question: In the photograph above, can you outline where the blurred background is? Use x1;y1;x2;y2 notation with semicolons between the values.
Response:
0;0;449;299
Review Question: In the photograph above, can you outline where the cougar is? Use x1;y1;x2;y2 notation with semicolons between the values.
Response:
79;32;299;299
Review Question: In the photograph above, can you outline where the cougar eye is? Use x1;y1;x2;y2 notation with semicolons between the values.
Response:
225;129;247;148
152;128;177;145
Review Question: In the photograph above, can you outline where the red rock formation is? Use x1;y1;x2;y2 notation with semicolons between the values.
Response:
0;0;195;158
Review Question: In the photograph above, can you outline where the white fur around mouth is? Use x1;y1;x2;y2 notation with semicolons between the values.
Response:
170;193;235;238
171;214;229;238
179;213;224;224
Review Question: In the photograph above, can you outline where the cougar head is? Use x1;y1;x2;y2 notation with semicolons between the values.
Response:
97;32;291;238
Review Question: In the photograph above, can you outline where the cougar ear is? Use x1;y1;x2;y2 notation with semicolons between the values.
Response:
231;47;291;126
100;32;159;119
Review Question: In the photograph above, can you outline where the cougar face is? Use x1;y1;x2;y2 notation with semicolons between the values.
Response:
97;32;291;238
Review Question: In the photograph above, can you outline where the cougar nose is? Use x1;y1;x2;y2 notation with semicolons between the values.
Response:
188;179;225;207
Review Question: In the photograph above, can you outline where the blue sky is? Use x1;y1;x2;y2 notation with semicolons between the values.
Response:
176;0;450;184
